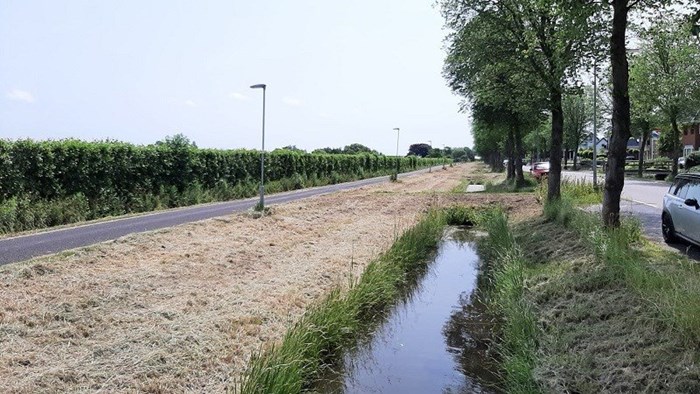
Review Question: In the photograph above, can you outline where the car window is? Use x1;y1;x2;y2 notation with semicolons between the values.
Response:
686;181;700;202
670;178;684;194
677;180;692;200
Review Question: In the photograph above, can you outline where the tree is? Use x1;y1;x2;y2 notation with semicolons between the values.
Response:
602;1;699;227
408;143;431;157
563;91;592;170
155;133;197;149
275;145;305;153
629;64;659;178
312;147;343;154
629;18;700;179
442;0;601;199
342;143;378;155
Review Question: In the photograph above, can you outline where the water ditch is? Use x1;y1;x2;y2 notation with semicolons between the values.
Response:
316;227;499;393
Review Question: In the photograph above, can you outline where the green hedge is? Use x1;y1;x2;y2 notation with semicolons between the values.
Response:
0;139;445;233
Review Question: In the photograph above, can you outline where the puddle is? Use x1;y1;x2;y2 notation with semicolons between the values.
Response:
317;228;499;393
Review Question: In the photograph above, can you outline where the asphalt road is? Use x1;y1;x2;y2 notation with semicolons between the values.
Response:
0;168;433;266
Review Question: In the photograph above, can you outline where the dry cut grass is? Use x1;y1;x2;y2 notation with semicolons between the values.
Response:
0;163;535;393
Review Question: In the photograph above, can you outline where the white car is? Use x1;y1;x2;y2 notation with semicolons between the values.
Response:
662;173;700;245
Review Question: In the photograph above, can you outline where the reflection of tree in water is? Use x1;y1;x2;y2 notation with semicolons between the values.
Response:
442;278;502;393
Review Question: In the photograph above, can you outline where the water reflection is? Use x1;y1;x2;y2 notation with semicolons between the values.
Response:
316;228;499;393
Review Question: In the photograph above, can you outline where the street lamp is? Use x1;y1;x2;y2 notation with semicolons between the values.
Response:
393;127;400;177
428;140;433;173
250;83;266;210
442;144;447;169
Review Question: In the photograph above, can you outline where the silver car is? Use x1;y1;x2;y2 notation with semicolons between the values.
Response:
662;174;700;244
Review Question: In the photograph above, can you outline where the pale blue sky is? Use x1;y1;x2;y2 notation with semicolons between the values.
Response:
0;0;472;154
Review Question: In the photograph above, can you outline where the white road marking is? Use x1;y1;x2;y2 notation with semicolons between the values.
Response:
622;198;659;209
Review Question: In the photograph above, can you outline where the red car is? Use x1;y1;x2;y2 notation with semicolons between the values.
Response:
530;162;550;180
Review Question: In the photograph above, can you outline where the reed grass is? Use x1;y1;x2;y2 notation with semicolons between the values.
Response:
235;206;479;393
479;209;541;394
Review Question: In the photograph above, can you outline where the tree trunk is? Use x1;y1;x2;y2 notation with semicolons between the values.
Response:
494;151;504;172
564;149;569;169
548;89;564;202
672;118;681;177
602;0;631;228
506;128;515;180
637;129;648;178
514;125;525;186
573;149;579;171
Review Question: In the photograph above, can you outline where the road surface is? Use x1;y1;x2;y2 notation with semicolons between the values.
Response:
0;168;432;266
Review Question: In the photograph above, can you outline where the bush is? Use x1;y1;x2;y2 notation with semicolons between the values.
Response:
686;152;700;169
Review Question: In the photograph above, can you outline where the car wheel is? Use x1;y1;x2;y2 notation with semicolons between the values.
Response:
662;213;678;243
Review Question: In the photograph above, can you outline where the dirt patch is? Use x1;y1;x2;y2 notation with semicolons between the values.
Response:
0;163;535;393
515;218;700;393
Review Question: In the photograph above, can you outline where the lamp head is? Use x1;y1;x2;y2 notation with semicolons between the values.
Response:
250;84;267;89
393;127;400;131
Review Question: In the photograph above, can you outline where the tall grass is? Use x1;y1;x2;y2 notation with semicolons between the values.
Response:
479;210;541;394
544;182;700;343
235;207;479;393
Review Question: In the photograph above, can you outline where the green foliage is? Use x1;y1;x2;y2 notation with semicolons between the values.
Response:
686;152;700;169
408;143;431;157
563;91;593;165
630;17;700;175
0;138;445;234
312;143;380;156
479;209;541;393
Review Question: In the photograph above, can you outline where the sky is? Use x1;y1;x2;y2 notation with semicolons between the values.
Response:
0;0;473;155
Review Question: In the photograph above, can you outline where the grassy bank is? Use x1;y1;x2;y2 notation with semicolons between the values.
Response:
235;206;479;393
481;181;700;392
478;209;540;393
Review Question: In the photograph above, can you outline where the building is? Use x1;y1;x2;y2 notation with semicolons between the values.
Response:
644;130;660;161
682;123;700;157
579;136;607;152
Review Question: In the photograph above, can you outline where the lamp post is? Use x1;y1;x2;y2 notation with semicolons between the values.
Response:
442;144;447;169
428;140;433;173
592;59;598;188
250;83;266;210
393;127;400;177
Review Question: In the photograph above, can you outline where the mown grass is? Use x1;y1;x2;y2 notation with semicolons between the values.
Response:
235;206;482;393
544;186;700;344
480;180;700;392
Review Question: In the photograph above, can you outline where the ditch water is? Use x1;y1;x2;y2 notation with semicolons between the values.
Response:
317;228;499;393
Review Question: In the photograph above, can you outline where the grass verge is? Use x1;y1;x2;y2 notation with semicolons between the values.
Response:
484;175;538;193
485;180;700;392
235;206;481;393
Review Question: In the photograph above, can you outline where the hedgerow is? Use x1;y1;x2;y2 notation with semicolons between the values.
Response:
0;139;445;233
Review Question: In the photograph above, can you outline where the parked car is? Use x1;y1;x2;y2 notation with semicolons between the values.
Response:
530;162;550;180
662;173;700;245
